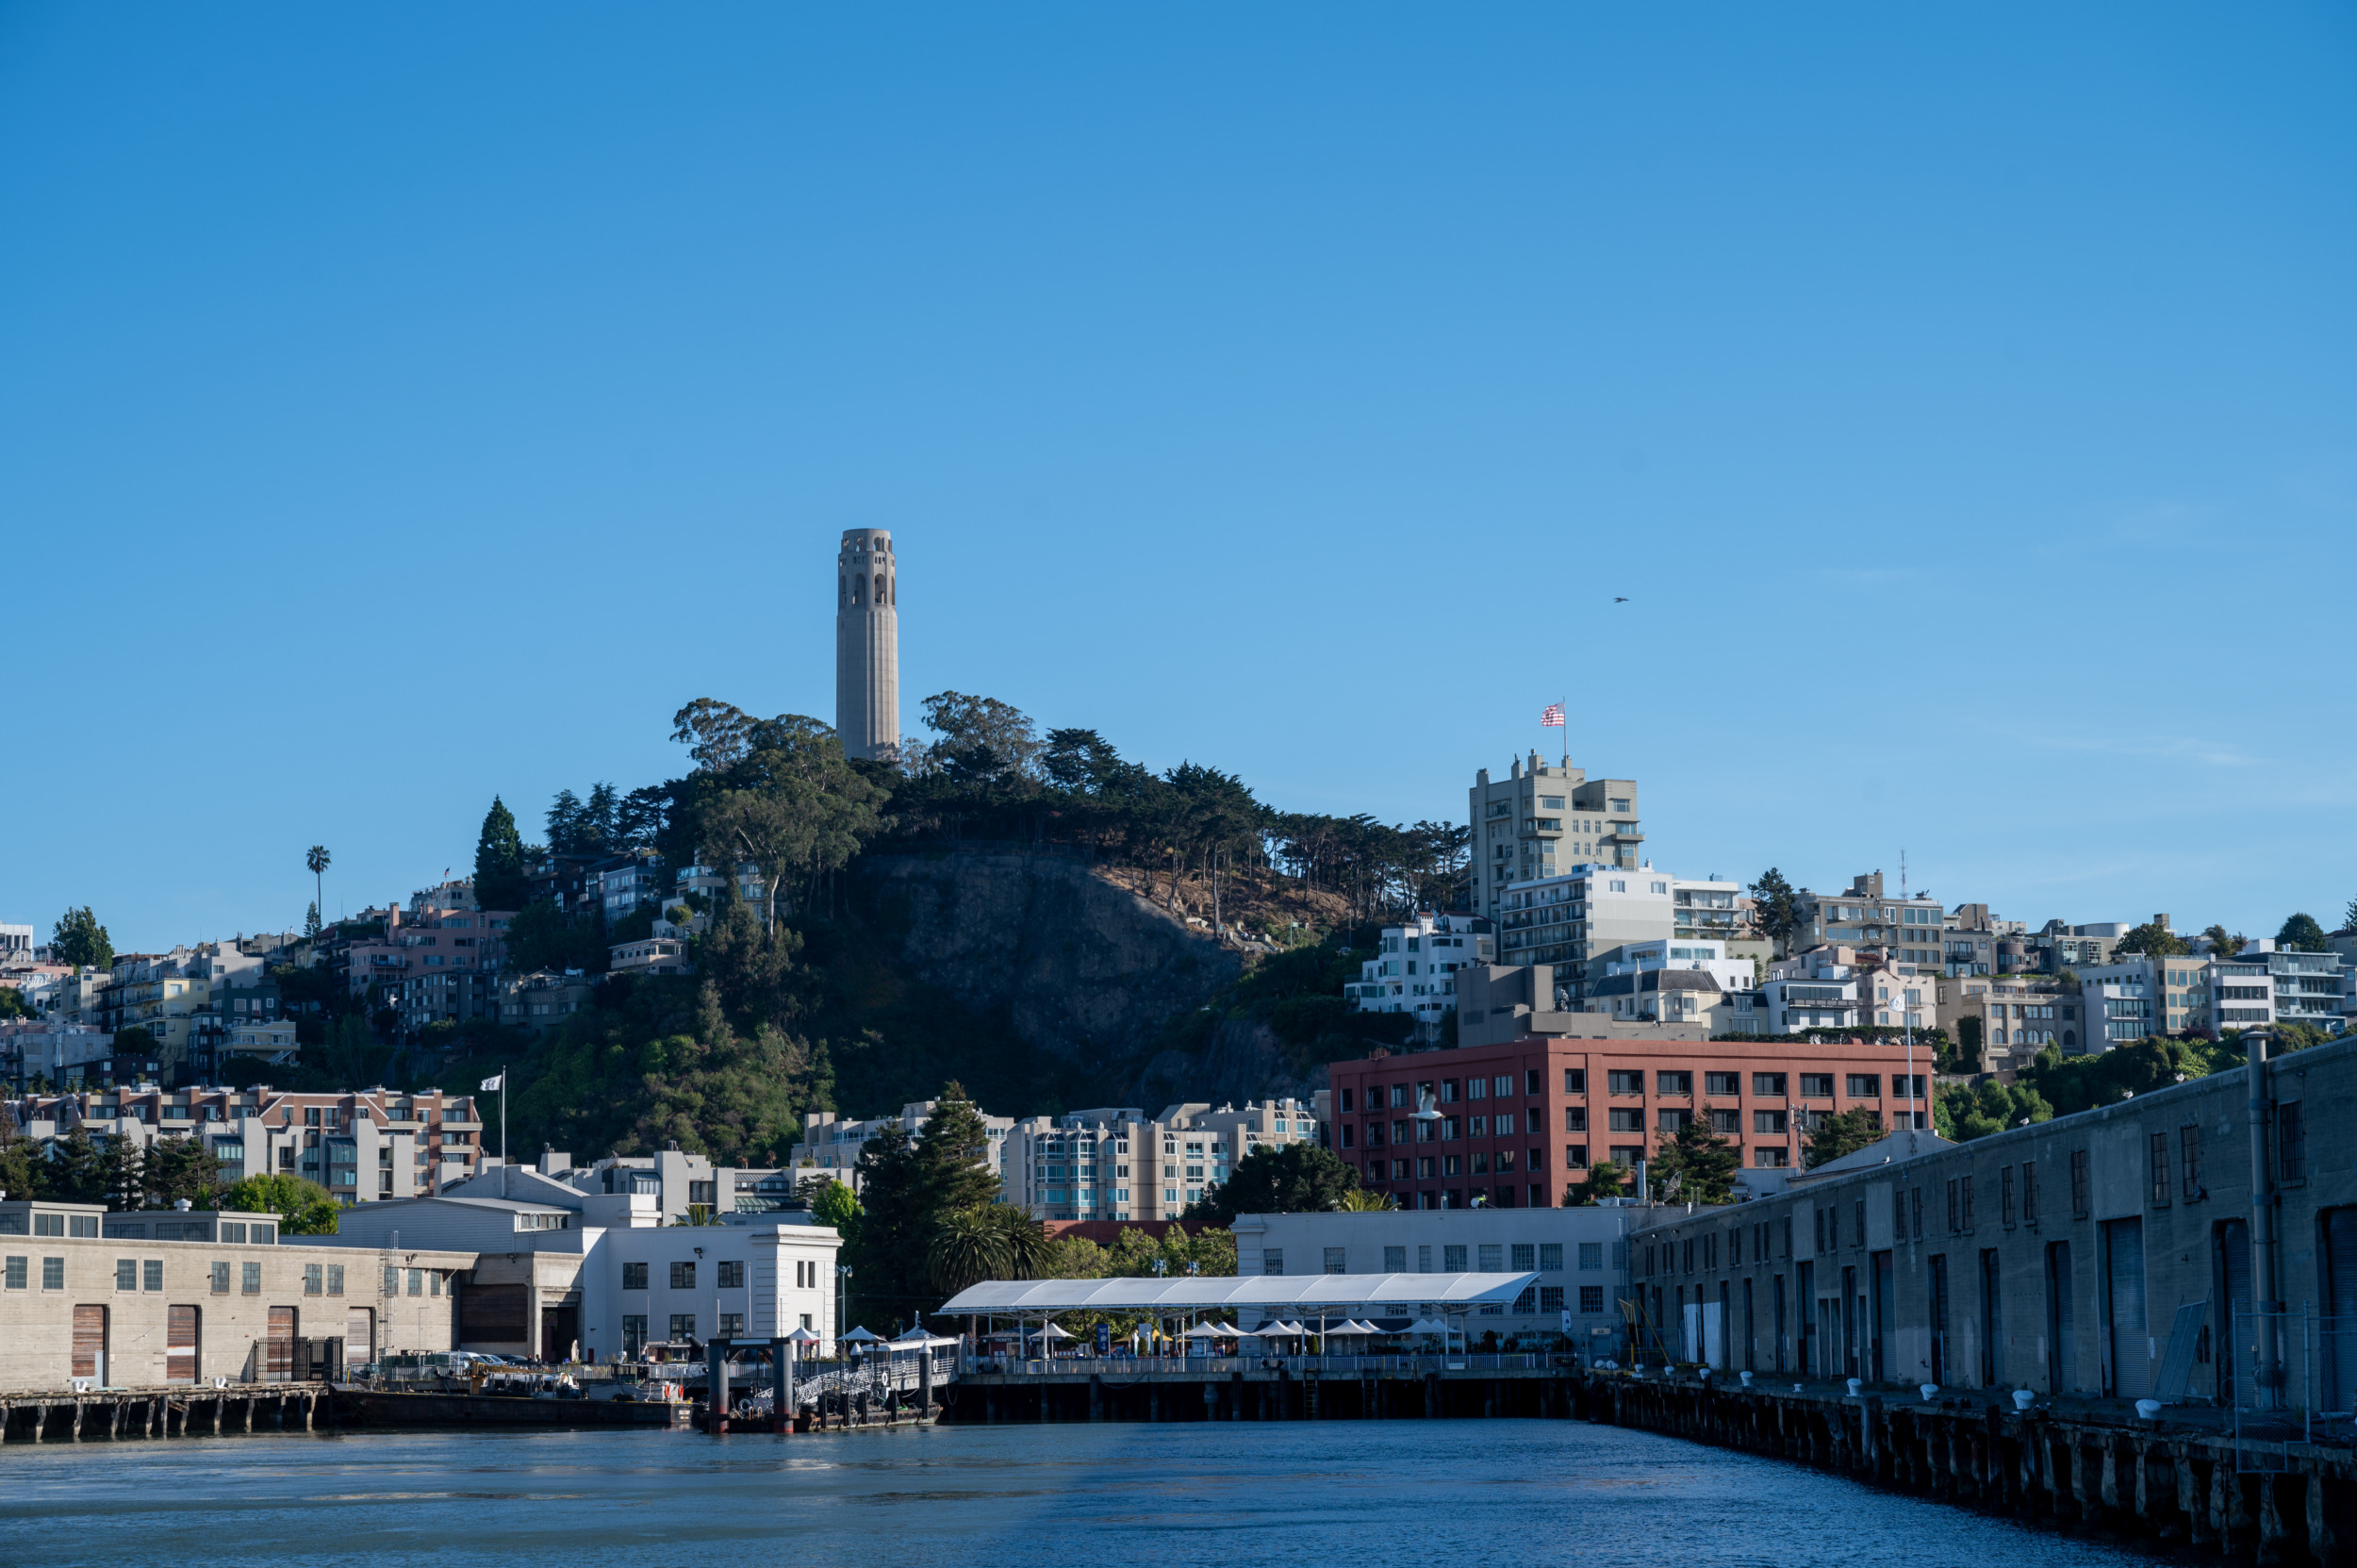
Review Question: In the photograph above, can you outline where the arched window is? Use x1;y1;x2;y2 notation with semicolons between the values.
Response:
873;571;884;602
2062;1030;2076;1050
886;574;895;604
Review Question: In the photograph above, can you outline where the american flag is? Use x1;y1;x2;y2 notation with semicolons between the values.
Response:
1541;702;1565;728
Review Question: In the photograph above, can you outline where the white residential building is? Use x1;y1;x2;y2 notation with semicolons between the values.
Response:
1344;912;1493;1032
787;1096;1327;1225
1756;957;1864;1034
1493;866;1744;1012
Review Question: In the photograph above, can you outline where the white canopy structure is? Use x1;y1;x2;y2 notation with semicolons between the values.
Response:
839;1327;885;1344
938;1272;1537;1315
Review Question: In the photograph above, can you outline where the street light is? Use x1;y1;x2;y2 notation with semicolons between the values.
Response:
835;1264;852;1352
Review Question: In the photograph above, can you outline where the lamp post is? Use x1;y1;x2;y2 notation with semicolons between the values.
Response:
835;1264;852;1355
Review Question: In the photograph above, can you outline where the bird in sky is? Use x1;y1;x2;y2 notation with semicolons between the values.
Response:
1613;597;1628;603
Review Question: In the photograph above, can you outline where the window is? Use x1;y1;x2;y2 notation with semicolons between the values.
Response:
2181;1126;2202;1199
1443;1245;1467;1272
2279;1104;2306;1183
1705;1072;1739;1097
1340;1088;1354;1113
43;1257;64;1291
1608;1070;1643;1096
1656;1109;1690;1132
305;1263;323;1296
717;1312;746;1338
1608;1109;1645;1132
1324;1247;1347;1275
1709;1109;1740;1134
2002;1166;2017;1229
383;1266;399;1296
2149;1131;2171;1206
408;1269;423;1296
1754;1110;1787;1134
117;1258;138;1292
1960;1175;1974;1231
3;1256;23;1291
2022;1161;2037;1225
623;1262;649;1290
1564;1069;1586;1094
622;1315;649;1355
1947;1179;1959;1232
1564;1145;1588;1168
34;1213;62;1237
1799;1074;1836;1098
670;1262;696;1289
1846;1075;1882;1098
1384;1246;1407;1272
669;1314;696;1341
1528;1070;1544;1096
210;1262;230;1295
1510;1243;1536;1272
1753;1073;1787;1097
1580;1286;1605;1314
327;1264;344;1296
242;1262;261;1295
1656;1071;1691;1095
2070;1149;2090;1218
1564;1107;1587;1131
717;1261;745;1289
1263;1249;1284;1276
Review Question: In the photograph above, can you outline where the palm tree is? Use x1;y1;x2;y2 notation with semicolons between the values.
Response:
305;846;332;933
1338;1188;1395;1212
983;1203;1051;1279
926;1209;1007;1297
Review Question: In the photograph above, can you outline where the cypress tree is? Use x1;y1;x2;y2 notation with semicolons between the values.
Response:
474;796;529;910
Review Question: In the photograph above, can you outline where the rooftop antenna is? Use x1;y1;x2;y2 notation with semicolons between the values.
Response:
1900;850;1907;900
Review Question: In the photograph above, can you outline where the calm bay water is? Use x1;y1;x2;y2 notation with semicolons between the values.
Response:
4;1419;2165;1568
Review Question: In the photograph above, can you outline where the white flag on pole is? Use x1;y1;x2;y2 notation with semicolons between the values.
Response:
479;1074;504;1092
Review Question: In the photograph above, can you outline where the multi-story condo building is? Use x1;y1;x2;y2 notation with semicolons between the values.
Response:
1939;974;2078;1064
8;1086;486;1200
1343;912;1493;1032
2075;954;2212;1041
495;970;597;1036
791;1099;1019;1195
788;1096;1327;1224
1468;752;1641;920
1788;874;1947;969
1003;1098;1326;1223
1492;866;1744;1010
92;944;268;1081
2206;942;2353;1033
1755;955;1865;1035
597;852;668;922
342;893;514;1037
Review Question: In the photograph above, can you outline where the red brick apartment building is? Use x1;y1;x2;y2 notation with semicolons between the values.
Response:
1327;1033;1931;1211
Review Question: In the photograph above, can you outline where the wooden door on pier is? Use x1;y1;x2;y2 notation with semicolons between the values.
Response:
264;1307;297;1381
72;1304;107;1383
167;1305;200;1383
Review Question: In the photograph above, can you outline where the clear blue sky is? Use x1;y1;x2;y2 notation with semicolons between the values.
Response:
5;4;2353;953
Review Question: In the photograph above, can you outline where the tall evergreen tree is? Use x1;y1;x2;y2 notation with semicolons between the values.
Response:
2277;913;2330;952
1649;1119;1741;1203
474;796;529;909
51;906;112;971
1747;869;1801;956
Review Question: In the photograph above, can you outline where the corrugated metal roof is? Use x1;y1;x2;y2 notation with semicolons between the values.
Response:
936;1272;1538;1313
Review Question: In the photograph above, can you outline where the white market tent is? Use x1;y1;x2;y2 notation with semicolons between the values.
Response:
938;1273;1536;1315
942;1273;1539;1361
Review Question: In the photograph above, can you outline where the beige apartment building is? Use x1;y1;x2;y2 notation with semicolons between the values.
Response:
0;1198;465;1389
1468;751;1641;920
9;1085;486;1202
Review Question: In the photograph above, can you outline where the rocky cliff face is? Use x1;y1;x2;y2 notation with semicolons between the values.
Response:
852;847;1235;1068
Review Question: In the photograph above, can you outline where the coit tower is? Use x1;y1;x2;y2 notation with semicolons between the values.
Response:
834;528;899;760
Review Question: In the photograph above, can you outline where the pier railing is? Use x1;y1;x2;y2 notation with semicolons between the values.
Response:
967;1351;1574;1378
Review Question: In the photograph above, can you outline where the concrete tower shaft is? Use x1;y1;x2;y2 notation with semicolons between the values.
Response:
834;529;899;761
